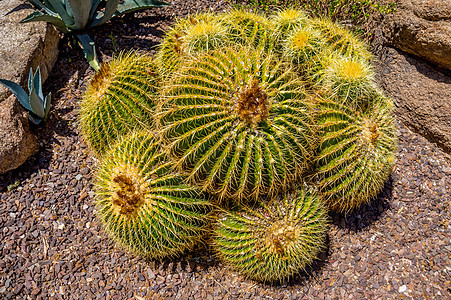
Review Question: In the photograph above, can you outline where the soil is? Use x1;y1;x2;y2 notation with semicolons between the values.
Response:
0;0;450;299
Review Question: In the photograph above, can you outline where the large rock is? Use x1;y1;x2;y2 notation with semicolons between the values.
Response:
382;0;451;70
376;47;451;154
0;0;59;174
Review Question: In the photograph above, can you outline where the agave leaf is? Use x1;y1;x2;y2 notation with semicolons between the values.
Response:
77;34;101;70
0;79;32;112
115;0;169;16
45;0;75;27
28;68;33;93
91;0;120;27
29;85;45;118
89;0;103;19
26;0;58;16
67;0;92;30
32;67;44;100
28;113;42;125
20;11;70;33
43;93;52;121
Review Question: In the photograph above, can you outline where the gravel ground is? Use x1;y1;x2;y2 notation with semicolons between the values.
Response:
1;1;450;299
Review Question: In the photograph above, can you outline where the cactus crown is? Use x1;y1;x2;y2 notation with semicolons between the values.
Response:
159;46;314;201
213;188;328;283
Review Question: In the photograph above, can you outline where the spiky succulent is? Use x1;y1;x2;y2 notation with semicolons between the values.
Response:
270;8;309;46
156;13;230;76
315;96;397;212
315;54;377;107
221;9;273;51
79;51;159;156
94;131;212;259
158;46;315;202
309;18;372;61
213;187;328;283
282;24;324;68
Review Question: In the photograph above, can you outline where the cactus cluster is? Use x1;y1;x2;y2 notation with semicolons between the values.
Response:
78;8;396;284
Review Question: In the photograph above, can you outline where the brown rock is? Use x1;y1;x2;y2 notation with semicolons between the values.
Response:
382;0;451;70
376;47;451;154
0;0;59;174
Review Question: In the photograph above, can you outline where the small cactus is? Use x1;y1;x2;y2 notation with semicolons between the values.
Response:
270;8;309;46
282;25;324;67
156;13;229;76
212;187;328;283
79;51;159;156
316;54;377;107
158;46;315;202
94;131;212;259
315;97;397;212
309;18;372;61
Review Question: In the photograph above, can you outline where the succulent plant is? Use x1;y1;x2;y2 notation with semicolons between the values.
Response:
21;0;169;69
315;96;397;212
309;18;372;61
156;13;229;76
221;9;273;51
315;54;377;107
212;187;328;283
270;8;309;45
282;24;324;67
94;131;212;259
79;51;159;156
0;67;51;125
158;46;315;202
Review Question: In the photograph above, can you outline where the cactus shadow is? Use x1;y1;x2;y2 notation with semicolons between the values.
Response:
330;175;393;232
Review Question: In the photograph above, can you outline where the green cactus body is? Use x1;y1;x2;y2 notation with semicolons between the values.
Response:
213;187;328;283
282;25;325;68
221;9;272;51
79;51;159;156
94;131;212;259
156;13;230;76
271;8;309;46
158;46;315;202
309;18;372;61
315;98;397;212
317;55;377;107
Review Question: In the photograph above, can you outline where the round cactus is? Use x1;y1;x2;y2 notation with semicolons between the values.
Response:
221;9;272;50
270;8;309;45
315;96;397;212
282;24;324;67
156;13;229;76
212;187;328;283
94;131;212;259
158;46;315;202
316;54;377;106
309;18;372;61
79;51;159;156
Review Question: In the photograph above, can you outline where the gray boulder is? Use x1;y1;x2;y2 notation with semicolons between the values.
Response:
0;0;59;174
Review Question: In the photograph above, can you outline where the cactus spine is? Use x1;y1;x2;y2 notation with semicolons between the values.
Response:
315;97;396;212
94;131;212;259
213;187;328;283
158;46;315;202
79;51;159;156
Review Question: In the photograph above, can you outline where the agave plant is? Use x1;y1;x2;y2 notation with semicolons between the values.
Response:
0;67;51;125
21;0;169;69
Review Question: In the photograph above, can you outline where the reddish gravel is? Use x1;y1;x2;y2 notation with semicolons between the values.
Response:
0;1;450;299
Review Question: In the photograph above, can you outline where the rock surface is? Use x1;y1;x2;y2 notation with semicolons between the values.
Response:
376;47;451;155
382;0;451;70
0;0;59;174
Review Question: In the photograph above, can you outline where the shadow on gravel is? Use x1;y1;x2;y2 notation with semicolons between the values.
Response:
331;176;393;232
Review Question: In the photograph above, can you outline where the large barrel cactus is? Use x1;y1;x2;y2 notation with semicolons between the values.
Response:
315;96;396;212
213;187;328;283
158;46;315;202
79;51;160;156
94;131;212;259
